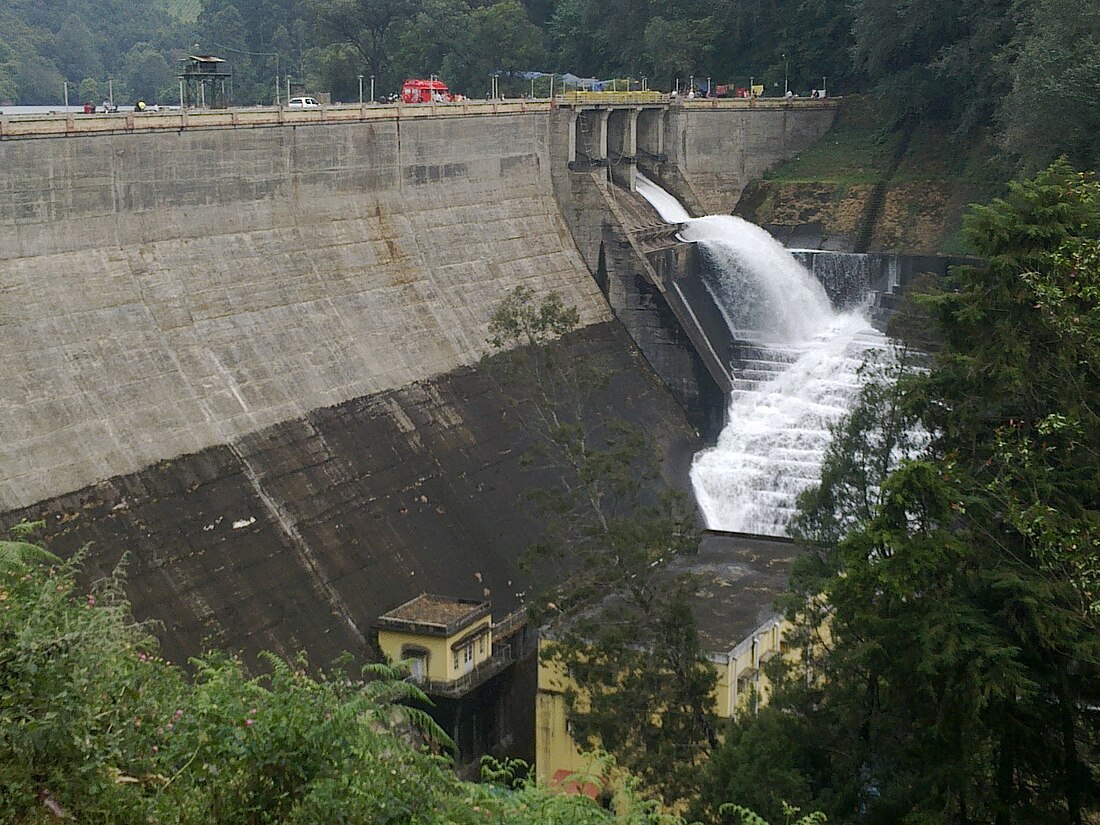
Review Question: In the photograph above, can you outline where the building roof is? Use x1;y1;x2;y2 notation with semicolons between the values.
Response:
668;531;797;654
544;532;798;656
376;593;490;637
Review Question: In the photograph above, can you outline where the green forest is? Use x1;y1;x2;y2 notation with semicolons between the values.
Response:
1;0;1098;170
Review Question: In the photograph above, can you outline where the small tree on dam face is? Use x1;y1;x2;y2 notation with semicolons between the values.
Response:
485;285;717;805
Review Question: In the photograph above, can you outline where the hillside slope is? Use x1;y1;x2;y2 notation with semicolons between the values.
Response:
735;96;1012;254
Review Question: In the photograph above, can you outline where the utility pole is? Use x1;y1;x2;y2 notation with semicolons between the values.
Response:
63;81;69;110
370;75;375;103
358;75;363;104
783;53;788;95
108;77;113;107
286;75;291;104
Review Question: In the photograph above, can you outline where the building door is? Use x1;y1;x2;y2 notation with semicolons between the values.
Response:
403;647;428;682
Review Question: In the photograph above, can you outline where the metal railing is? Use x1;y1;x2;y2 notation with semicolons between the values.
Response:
490;607;528;641
0;95;838;140
557;90;667;105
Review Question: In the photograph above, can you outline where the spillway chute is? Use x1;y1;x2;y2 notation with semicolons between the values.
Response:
635;173;895;536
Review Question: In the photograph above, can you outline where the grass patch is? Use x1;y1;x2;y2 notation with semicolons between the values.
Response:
748;95;1018;254
766;96;900;185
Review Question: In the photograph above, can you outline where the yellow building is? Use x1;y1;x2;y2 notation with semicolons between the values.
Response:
376;594;535;775
376;594;505;697
535;532;797;786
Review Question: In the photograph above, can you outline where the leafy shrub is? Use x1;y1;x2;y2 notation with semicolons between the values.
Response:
0;551;676;824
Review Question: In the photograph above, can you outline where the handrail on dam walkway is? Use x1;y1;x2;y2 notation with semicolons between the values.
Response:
0;96;838;140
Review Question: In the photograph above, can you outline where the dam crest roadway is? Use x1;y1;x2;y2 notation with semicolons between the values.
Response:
0;93;839;141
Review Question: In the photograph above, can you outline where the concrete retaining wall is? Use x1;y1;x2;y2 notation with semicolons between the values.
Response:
0;103;840;665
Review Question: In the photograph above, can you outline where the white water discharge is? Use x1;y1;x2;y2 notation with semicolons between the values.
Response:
636;173;892;536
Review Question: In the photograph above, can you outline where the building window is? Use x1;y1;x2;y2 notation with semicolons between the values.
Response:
464;644;474;664
453;651;460;671
478;637;485;655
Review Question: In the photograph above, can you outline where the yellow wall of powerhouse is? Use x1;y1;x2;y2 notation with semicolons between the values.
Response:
536;642;594;784
378;618;492;682
535;619;790;786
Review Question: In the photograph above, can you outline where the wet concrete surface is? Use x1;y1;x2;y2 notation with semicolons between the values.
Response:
2;322;700;671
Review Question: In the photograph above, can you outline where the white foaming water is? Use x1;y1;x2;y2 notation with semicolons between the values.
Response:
635;173;891;535
636;174;692;223
682;216;834;344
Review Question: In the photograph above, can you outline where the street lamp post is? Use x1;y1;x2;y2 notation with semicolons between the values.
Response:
63;81;69;110
370;75;375;103
108;77;113;107
750;75;754;97
358;75;363;104
783;54;789;95
286;76;291;104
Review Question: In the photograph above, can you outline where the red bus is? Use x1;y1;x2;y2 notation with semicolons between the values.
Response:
402;78;451;103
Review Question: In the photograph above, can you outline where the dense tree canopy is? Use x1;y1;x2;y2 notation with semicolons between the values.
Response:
0;546;681;824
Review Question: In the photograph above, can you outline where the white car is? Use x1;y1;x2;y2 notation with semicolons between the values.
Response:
287;97;320;108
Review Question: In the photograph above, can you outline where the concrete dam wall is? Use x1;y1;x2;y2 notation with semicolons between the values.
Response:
0;102;837;673
0;108;704;676
0;110;610;512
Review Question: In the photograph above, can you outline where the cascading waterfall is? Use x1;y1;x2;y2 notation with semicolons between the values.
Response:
636;173;892;536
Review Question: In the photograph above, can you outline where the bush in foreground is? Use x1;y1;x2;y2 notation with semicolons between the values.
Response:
0;550;673;824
